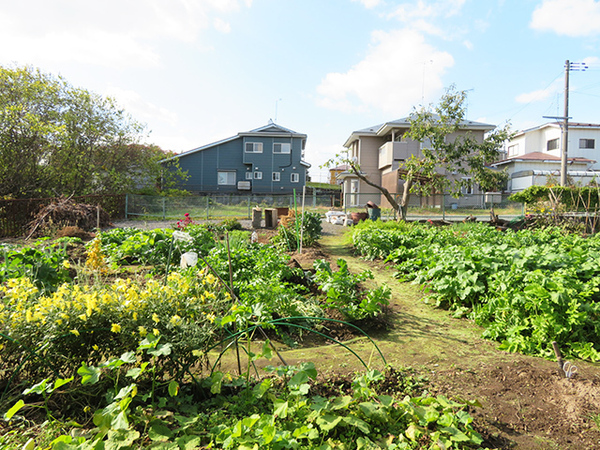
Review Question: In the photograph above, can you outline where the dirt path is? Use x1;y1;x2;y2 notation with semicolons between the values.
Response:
314;230;600;450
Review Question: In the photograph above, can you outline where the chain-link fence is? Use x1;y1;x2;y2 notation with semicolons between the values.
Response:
343;192;524;221
125;192;342;221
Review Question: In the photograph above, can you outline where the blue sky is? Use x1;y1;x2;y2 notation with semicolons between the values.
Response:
2;0;600;182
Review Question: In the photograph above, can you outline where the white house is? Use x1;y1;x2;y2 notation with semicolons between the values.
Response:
495;122;600;191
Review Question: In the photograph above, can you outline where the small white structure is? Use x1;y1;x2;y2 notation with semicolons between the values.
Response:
325;210;347;224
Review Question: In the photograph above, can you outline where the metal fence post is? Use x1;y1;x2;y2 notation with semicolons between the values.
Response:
247;196;251;219
206;196;210;221
125;194;129;220
162;197;166;220
442;193;446;221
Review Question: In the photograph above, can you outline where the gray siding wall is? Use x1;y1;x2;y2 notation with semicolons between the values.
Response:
176;135;307;194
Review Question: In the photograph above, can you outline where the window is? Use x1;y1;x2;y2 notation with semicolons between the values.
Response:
245;172;253;180
461;177;473;195
508;144;519;156
253;171;262;180
291;173;299;183
245;142;263;153
547;138;559;151
217;171;236;185
273;143;291;154
272;172;280;182
580;139;595;149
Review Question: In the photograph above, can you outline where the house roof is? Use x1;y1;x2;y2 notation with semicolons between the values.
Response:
330;164;351;171
493;151;595;167
344;116;495;147
513;122;600;137
162;122;307;162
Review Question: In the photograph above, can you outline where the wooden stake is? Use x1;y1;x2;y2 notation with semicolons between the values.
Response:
552;341;565;376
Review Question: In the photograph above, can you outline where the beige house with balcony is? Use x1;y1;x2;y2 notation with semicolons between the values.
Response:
339;117;496;208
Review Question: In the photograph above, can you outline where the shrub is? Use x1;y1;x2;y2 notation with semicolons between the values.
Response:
272;211;322;251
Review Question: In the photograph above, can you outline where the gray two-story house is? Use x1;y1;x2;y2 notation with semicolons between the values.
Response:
165;122;310;194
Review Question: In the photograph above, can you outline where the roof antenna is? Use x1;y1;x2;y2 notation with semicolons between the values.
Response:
275;98;282;123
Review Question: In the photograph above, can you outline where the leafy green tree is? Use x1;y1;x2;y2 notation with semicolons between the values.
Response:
329;86;512;220
0;65;186;198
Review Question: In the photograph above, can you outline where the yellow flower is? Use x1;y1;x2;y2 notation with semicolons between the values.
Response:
206;313;216;323
79;314;87;321
153;328;160;336
62;260;71;269
152;313;160;324
92;344;99;351
170;315;181;326
70;329;80;337
111;323;122;333
138;326;148;337
133;312;138;320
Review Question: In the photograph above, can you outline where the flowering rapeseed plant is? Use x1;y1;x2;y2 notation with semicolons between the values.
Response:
0;268;231;376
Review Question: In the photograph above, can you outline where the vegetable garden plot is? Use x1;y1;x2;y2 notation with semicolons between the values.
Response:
0;220;492;450
351;220;600;362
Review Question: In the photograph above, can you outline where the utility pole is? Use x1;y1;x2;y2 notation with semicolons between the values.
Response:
545;61;587;186
560;60;570;186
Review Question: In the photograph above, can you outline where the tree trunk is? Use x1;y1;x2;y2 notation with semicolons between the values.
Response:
348;163;401;214
399;178;413;221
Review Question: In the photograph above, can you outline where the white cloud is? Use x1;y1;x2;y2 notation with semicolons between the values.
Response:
105;86;179;128
352;0;382;8
316;29;453;114
0;0;251;68
530;0;600;37
583;56;600;65
515;80;562;104
389;0;467;21
213;18;232;33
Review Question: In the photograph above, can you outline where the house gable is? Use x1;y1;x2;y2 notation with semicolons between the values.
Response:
165;122;310;194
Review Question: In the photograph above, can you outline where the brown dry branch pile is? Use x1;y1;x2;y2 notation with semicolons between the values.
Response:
26;196;111;238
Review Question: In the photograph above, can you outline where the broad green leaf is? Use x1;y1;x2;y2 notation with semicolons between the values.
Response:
273;400;289;419
437;412;454;427
111;411;129;430
126;362;149;380
343;415;370;434
316;414;343;432
168;380;179;397
23;378;50;395
440;426;471;442
262;424;276;444
78;363;101;385
176;435;202;450
148;343;172;357
3;399;25;420
106;429;140;448
253;379;272;399
119;351;137;364
405;423;424;442
210;372;224;394
330;395;352;410
424;407;440;423
52;376;74;392
262;340;273;360
149;420;174;441
21;438;36;450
